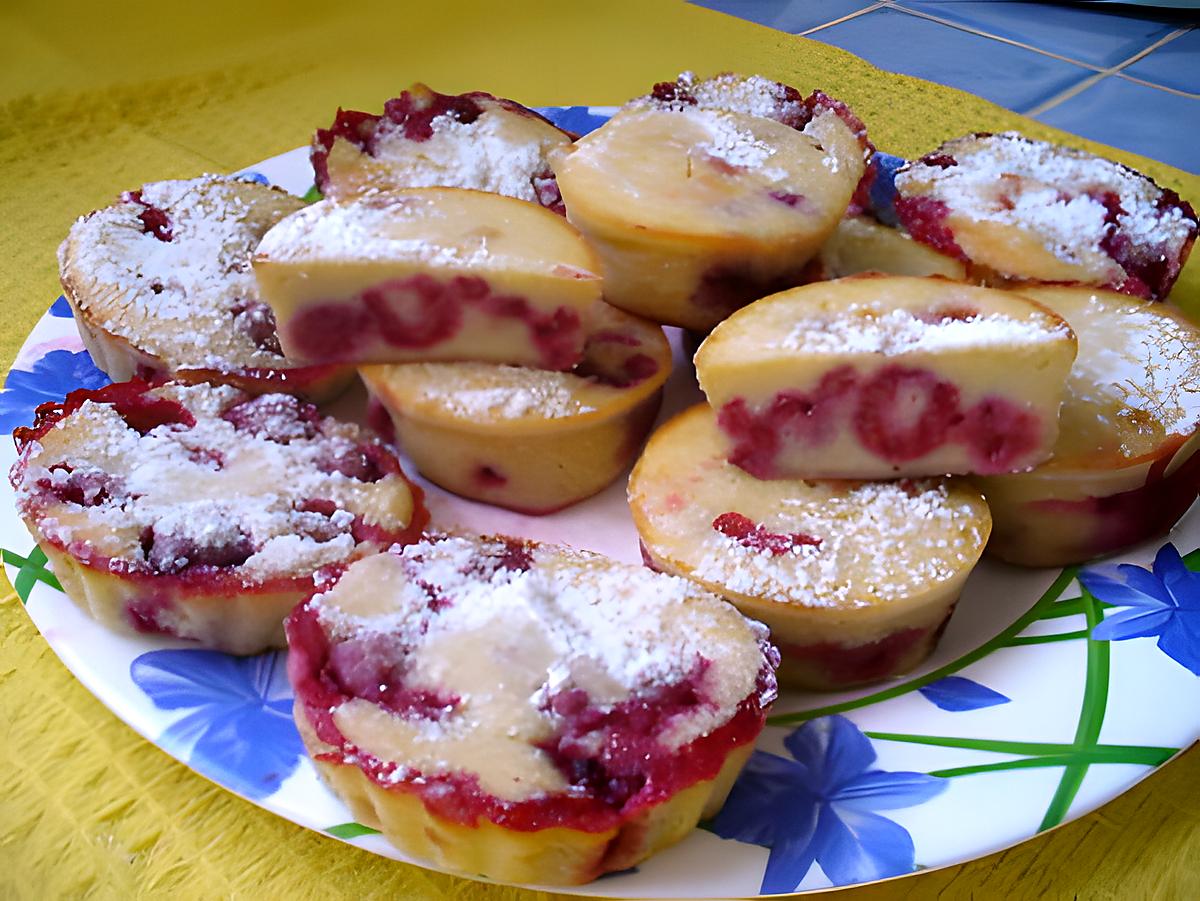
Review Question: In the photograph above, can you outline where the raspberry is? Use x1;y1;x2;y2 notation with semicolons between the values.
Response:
310;108;383;190
474;465;507;487
230;299;282;354
362;274;464;349
142;526;254;574
853;365;961;463
36;464;117;508
316;442;398;482
956;396;1041;473
287;302;372;362
221;393;321;443
718;367;857;478
383;86;485;142
895;195;968;262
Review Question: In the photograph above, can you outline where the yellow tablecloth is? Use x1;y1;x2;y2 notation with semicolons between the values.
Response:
1;2;1197;898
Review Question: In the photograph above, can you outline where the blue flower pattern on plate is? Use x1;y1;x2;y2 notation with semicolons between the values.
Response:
708;715;945;893
236;170;271;185
130;649;305;800
866;151;905;226
49;295;74;318
0;348;111;435
538;105;611;137
1079;543;1200;676
918;675;1011;712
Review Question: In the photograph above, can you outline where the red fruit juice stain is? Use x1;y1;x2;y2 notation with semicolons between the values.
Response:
712;512;821;556
122;190;174;242
310;108;383;188
768;191;805;208
383;87;485;142
475;464;507;487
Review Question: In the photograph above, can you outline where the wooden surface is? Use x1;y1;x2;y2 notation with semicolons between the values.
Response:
1;1;1197;898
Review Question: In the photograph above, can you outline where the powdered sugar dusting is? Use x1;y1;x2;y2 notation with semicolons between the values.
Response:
369;108;568;203
13;382;417;581
698;113;777;170
689;480;984;608
400;362;596;419
312;535;770;750
632;71;806;125
896;132;1196;272
59;176;304;371
254;193;497;267
779;304;1070;354
631;409;989;617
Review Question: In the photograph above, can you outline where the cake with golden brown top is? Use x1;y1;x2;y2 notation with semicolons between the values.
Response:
311;84;573;211
695;276;1077;480
360;302;670;514
10;380;427;654
974;285;1200;566
550;96;866;331
58;175;354;401
816;215;969;281
253;187;601;370
893;132;1198;300
285;532;778;884
629;404;991;690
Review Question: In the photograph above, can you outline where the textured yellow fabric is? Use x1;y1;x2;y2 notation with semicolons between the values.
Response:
1;1;1197;899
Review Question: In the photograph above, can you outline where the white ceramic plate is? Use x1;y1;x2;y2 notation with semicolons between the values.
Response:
4;109;1199;897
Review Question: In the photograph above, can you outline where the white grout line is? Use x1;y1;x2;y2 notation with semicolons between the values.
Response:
799;2;887;36
1024;27;1192;116
1116;72;1200;101
1023;73;1108;118
883;3;1109;71
794;1;1197;114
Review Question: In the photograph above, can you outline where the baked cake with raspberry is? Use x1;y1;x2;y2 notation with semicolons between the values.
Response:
695;276;1077;479
816;214;969;280
360;302;670;514
974;285;1200;566
10;380;427;654
629;404;991;690
311;84;573;211
893;132;1198;300
285;533;778;884
550;100;866;331
253;187;601;370
58;175;354;401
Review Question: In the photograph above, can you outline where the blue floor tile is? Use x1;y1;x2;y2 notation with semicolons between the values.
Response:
896;1;1184;68
1035;75;1198;172
1122;27;1200;94
813;8;1092;111
689;0;876;34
